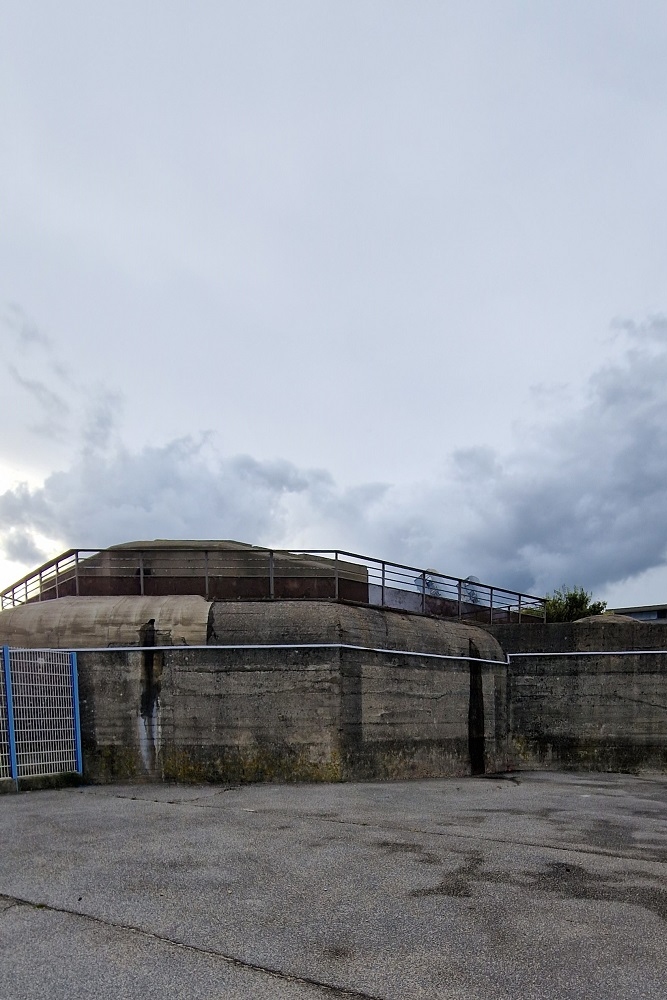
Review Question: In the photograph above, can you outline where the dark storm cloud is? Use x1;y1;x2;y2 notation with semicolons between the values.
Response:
1;319;666;597
439;316;667;593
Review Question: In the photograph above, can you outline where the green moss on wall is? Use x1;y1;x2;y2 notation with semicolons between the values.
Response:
83;744;142;783
161;743;343;784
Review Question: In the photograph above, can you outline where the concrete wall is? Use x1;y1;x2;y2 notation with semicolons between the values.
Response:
489;618;667;773
77;602;506;784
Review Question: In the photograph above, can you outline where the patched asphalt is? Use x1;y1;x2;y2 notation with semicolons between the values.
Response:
1;771;666;999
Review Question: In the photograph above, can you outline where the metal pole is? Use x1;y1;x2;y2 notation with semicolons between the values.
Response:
457;580;462;621
74;552;80;596
489;587;494;624
70;652;83;775
2;646;19;791
139;554;145;596
421;572;426;613
204;550;209;601
334;552;339;600
381;561;386;608
55;559;59;599
518;595;522;624
38;569;42;602
269;551;275;599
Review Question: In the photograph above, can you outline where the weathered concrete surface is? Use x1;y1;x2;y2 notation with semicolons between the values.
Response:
208;599;501;658
1;772;666;999
490;620;667;773
0;595;211;648
72;603;506;785
159;646;343;784
489;616;667;654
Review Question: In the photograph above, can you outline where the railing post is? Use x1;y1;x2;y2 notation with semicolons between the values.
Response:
70;652;83;775
518;595;522;624
381;560;386;608
334;552;339;600
55;559;59;599
74;552;80;596
2;646;19;790
204;550;209;601
489;587;494;624
139;554;145;596
24;580;28;605
269;551;275;599
38;569;43;602
457;580;462;620
421;572;426;614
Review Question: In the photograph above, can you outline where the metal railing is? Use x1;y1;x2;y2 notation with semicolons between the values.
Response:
0;545;546;623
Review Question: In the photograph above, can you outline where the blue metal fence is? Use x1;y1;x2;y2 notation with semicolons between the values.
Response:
0;646;82;787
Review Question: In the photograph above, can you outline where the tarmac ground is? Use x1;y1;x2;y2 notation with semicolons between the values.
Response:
0;770;666;999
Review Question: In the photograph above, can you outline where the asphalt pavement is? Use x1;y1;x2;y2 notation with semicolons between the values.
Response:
1;771;666;999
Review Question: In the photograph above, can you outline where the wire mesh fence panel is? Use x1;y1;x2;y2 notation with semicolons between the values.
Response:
8;649;79;778
0;659;11;779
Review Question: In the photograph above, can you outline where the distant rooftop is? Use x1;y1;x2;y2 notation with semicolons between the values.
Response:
608;604;667;622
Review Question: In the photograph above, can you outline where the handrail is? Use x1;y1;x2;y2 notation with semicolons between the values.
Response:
0;544;546;622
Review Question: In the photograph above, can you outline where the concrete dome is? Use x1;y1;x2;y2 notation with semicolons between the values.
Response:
208;600;504;661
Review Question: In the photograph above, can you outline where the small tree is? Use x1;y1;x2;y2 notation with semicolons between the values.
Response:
545;585;607;623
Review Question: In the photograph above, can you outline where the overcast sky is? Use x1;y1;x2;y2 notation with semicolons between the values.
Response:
1;1;667;605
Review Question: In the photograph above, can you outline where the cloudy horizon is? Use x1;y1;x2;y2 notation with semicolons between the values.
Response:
2;2;667;607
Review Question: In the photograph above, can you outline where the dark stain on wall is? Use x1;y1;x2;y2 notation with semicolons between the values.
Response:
468;639;485;776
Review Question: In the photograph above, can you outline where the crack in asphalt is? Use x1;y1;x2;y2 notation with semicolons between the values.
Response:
0;892;387;1000
77;788;667;866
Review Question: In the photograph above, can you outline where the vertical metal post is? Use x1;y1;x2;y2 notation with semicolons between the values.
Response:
70;652;83;775
518;595;522;624
421;572;426;613
2;646;18;790
489;587;494;624
74;552;80;596
381;561;386;608
139;554;145;596
24;580;28;605
38;569;43;602
204;550;209;601
55;559;60;599
269;551;275;599
457;580;462;621
334;552;339;600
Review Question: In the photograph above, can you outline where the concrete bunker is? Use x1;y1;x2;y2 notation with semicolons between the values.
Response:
0;595;506;785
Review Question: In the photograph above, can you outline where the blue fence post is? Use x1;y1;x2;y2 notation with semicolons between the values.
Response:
2;645;19;790
69;652;83;775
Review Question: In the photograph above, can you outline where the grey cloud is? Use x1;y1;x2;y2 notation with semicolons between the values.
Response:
0;437;321;552
1;529;46;567
1;319;667;600
7;364;70;418
81;388;122;452
6;364;70;441
3;303;52;349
